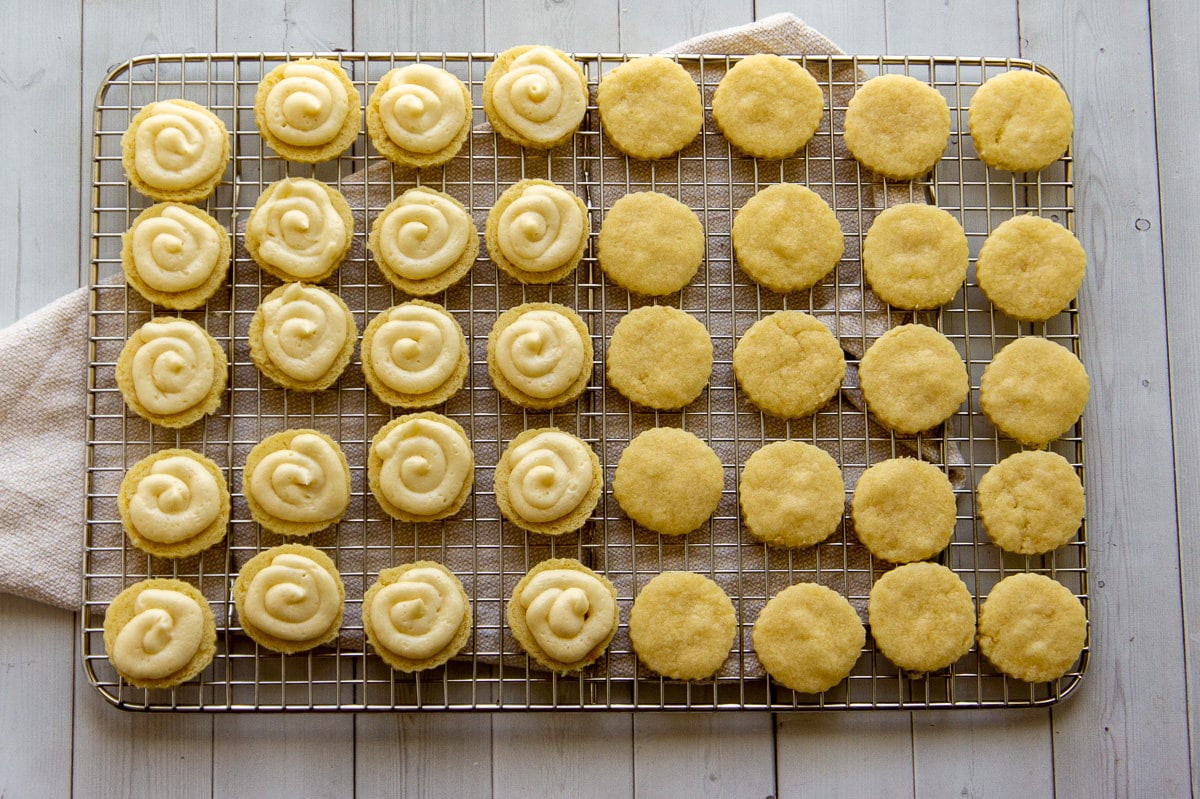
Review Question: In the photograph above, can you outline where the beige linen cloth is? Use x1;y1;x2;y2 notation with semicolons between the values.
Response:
0;13;962;682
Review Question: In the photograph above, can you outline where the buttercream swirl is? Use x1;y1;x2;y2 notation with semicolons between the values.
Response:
496;308;585;399
248;178;348;280
130;205;222;292
263;62;353;147
129;455;221;544
131;100;227;191
497;183;585;273
519;568;616;663
243;552;341;641
377;189;472;280
376;65;467;154
260;283;350;382
111;588;205;681
130;318;216;415
492;47;586;145
506;431;593;523
369;567;466;659
249;433;348;523
371;304;461;394
374;416;472;517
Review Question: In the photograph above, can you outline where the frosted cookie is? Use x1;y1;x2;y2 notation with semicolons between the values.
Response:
103;578;216;689
980;337;1089;447
506;558;618;673
366;65;471;168
363;561;472;672
116;317;227;429
606;306;712;410
597;56;702;160
868;562;975;674
862;203;968;309
858;324;968;434
628;572;736;681
851;458;956;563
739;441;845;549
242;429;351;537
254;58;361;163
487;302;592;409
485;179;588;284
121;99;229;203
494;428;602;536
732;184;844;293
597;192;704;295
233;544;345;654
361;301;468;408
976;215;1086;321
248;282;356;392
978;573;1086;683
118;449;230;559
753;582;865;694
612;427;723;536
969;69;1073;172
732;310;845;419
367;187;479;296
711;54;824;160
844;74;950;180
245;177;354;284
483;45;588;149
121;203;231;310
368;412;474;523
978;450;1084;554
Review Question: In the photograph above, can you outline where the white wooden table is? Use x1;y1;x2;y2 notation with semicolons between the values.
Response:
1;1;1194;796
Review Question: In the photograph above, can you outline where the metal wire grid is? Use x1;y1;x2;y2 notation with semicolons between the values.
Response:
84;52;1085;712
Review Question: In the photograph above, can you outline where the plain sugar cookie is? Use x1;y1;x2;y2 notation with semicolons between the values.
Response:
851;458;957;563
844;74;950;180
868;562;975;674
628;571;737;680
733;311;846;419
598;56;703;160
976;214;1086;322
862;203;968;309
857;324;968;434
612;427;724;536
732;184;844;293
739;441;845;549
712;54;825;160
977;450;1084;554
978;573;1086;683
969;69;1073;172
606;305;713;410
753;582;865;694
597;192;704;296
980;337;1089;447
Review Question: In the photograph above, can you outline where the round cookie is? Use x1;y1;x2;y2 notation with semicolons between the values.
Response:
233;543;345;654
976;215;1086;321
116;316;227;429
483;45;588;150
978;573;1086;683
368;412;474;523
752;582;866;694
980;337;1089;447
245;177;354;284
486;179;589;284
248;282;357;392
242;429;351;537
868;562;975;674
361;300;469;408
862;203;968;309
103;578;217;689
628;571;737;680
851;458;957;563
605;306;713;410
494;427;602;536
363;561;472;672
969;69;1073;172
739;441;845;549
118;449;230;559
732;310;846;419
977;450;1084;554
732;184;844;293
597;56;703;160
507;558;619;673
122;99;229;203
254;58;361;163
844;74;950;180
487;302;592;409
121;203;231;310
612;427;724;536
366;65;471;168
367;186;479;296
597;192;704;296
711;54;825;160
858;324;969;434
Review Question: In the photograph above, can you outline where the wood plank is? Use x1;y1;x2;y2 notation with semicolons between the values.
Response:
1019;0;1192;796
633;712;774;799
355;714;493;797
778;713;914;799
353;0;485;51
616;0;752;53
912;711;1053;797
883;0;1016;54
484;0;620;52
753;0;887;54
492;713;634;797
217;0;352;50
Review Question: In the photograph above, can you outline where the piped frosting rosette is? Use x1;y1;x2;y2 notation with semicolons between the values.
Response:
254;58;361;162
368;187;479;295
245;177;353;283
483;45;588;149
368;412;474;522
507;558;618;673
361;300;468;407
494;427;602;536
122;203;230;310
242;429;351;537
121;99;229;202
118;449;230;558
363;561;472;671
116;316;227;429
103;579;216;689
367;65;472;167
485;179;589;283
249;282;356;391
233;544;345;653
487;302;592;409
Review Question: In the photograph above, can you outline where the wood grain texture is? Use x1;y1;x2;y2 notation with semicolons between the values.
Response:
913;711;1053;797
777;713;915;799
354;0;486;51
753;0;887;53
616;0;752;53
491;713;633;798
354;714;493;797
485;0;620;52
633;713;775;799
216;0;353;50
884;0;1017;54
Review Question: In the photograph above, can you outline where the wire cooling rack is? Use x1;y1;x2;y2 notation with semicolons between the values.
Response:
84;52;1086;711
